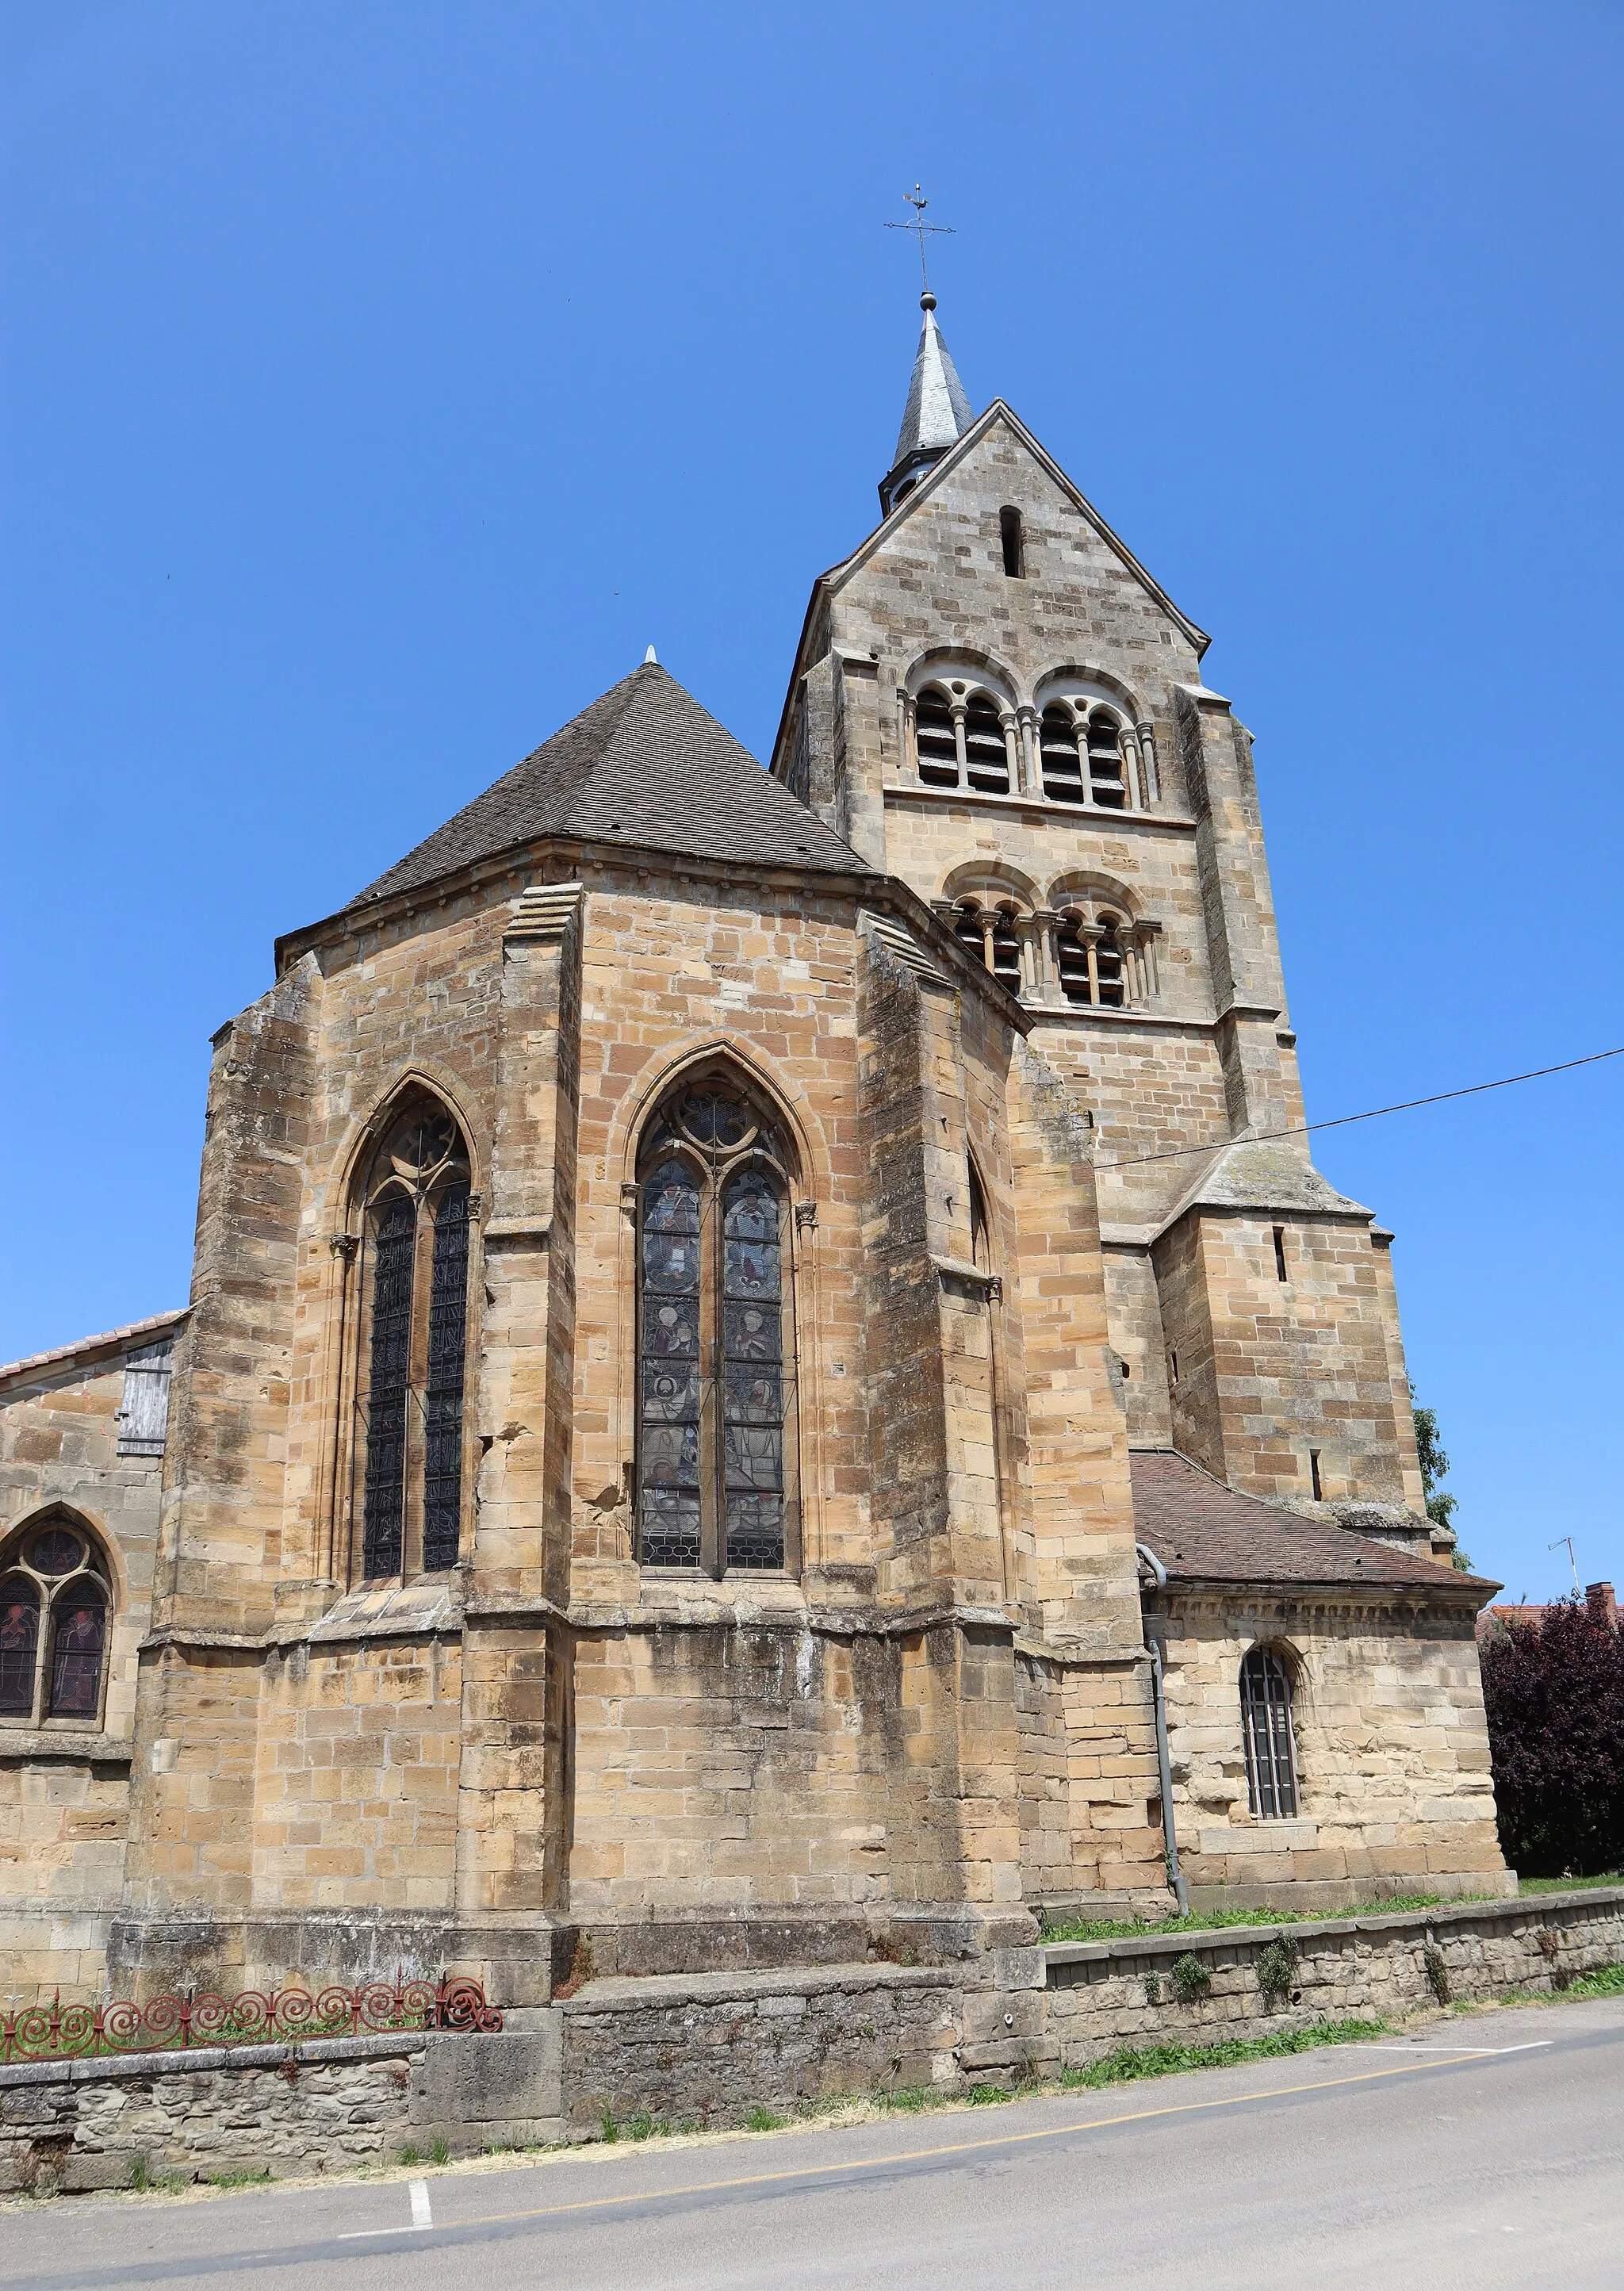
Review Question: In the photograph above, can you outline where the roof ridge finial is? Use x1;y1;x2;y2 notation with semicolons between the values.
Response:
884;184;954;307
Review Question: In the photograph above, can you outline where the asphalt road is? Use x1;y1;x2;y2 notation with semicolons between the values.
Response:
4;1998;1620;2290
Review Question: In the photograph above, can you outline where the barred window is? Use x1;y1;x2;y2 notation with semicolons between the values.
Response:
1240;1645;1299;1818
637;1075;799;1576
357;1103;473;1580
0;1516;110;1728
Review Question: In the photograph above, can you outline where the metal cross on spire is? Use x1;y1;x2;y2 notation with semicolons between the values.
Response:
885;185;955;301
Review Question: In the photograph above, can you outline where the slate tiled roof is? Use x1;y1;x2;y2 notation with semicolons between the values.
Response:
1130;1449;1496;1596
348;662;871;910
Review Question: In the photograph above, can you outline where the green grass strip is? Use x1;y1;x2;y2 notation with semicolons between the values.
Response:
1041;1894;1496;1945
1516;1873;1624;1895
1060;2018;1388;2090
1565;1963;1624;1998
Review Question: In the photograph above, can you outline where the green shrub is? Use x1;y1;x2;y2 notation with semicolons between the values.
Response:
598;2104;619;2144
745;2105;786;2132
1256;1937;1299;2004
1171;1952;1212;2004
1423;1944;1451;2005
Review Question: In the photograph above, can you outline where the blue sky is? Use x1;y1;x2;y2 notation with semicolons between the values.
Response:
3;2;1620;1601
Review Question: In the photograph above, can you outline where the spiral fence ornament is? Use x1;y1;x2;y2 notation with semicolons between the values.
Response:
0;1971;501;2063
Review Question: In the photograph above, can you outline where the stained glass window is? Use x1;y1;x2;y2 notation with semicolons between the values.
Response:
636;1079;796;1576
48;1584;106;1718
355;1100;473;1581
362;1190;415;1580
0;1578;39;1716
0;1518;110;1727
423;1181;470;1572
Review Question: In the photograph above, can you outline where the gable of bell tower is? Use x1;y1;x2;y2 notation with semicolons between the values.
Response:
772;304;1437;1546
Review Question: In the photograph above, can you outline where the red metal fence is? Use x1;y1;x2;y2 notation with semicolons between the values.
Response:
0;1971;501;2064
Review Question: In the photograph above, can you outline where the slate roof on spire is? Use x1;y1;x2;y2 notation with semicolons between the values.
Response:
346;662;872;910
892;300;975;465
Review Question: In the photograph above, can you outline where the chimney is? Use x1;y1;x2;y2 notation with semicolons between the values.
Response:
1584;1581;1617;1628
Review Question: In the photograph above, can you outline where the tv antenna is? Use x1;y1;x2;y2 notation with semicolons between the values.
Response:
1549;1536;1581;1594
885;185;955;301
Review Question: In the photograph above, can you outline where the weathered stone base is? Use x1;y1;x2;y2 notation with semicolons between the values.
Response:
3;1889;1618;2193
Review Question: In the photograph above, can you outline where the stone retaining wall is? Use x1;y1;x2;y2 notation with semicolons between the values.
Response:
555;1963;962;2134
3;1889;1619;2191
1040;1887;1624;2071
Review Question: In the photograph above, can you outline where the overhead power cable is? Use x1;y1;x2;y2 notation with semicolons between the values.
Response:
1094;1046;1624;1174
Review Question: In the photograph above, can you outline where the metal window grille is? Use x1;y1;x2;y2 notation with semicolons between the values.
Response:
1240;1646;1299;1818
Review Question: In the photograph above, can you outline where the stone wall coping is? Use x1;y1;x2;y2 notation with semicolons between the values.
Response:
0;1728;133;1765
0;2027;429;2093
1041;1885;1624;1971
559;1960;956;2016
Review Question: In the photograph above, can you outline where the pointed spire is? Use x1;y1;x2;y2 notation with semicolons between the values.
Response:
879;292;975;517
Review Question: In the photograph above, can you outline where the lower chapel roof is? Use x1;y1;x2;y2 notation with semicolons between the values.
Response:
1130;1449;1497;1598
347;661;873;910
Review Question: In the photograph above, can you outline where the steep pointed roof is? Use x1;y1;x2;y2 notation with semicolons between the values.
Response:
346;661;872;910
879;293;975;515
893;296;973;463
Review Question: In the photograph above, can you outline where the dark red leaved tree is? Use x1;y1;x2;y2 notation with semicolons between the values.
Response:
1480;1589;1624;1878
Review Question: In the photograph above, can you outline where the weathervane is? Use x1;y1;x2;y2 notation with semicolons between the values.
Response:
885;185;955;301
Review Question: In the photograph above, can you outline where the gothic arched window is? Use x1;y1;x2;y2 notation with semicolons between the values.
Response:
0;1516;110;1726
914;688;959;787
1240;1645;1299;1818
637;1075;799;1576
356;1101;473;1581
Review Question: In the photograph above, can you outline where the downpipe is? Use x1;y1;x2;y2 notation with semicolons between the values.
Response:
1136;1542;1189;1917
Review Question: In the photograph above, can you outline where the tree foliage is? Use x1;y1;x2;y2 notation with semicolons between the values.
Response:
1480;1592;1624;1878
1409;1380;1469;1569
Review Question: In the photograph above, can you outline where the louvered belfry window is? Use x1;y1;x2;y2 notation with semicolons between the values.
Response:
637;1076;799;1576
1240;1645;1300;1818
358;1105;473;1580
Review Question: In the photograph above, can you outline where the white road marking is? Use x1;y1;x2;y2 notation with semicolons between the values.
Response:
1350;2040;1554;2055
410;2180;434;2229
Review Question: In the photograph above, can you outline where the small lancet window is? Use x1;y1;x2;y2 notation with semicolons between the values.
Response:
968;1159;990;1270
963;695;1009;795
999;506;1025;578
915;688;959;787
1040;705;1086;804
0;1518;110;1727
636;1076;799;1577
356;1102;473;1582
1240;1645;1299;1818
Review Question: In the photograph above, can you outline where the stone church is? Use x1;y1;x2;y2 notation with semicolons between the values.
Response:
1;297;1511;2009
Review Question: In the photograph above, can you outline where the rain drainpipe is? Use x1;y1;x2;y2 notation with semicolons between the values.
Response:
1136;1541;1189;1917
